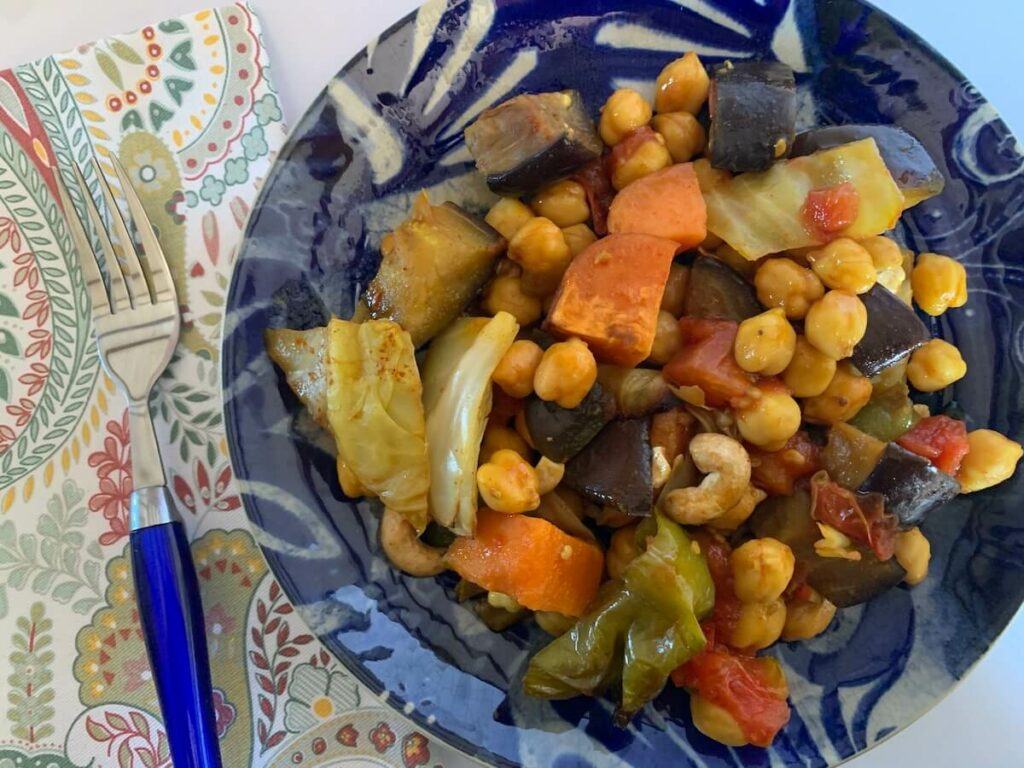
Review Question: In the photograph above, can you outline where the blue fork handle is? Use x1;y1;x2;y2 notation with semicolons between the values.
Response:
130;515;223;768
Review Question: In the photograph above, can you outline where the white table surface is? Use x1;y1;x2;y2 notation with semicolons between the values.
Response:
1;1;1020;765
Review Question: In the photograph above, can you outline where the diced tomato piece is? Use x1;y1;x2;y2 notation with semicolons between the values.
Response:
664;318;755;407
672;645;791;747
574;158;615;236
896;415;970;475
810;473;898;561
690;530;742;644
801;181;859;238
750;431;823;496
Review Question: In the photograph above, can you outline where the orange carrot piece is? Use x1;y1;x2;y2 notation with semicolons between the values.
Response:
445;508;604;617
546;233;679;366
607;163;707;248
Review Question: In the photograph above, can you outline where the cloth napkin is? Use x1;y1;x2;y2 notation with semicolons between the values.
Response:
0;5;472;767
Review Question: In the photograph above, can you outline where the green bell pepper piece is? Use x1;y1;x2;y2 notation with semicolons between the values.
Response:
523;513;714;723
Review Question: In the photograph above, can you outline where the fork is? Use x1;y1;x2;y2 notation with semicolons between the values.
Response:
55;160;223;768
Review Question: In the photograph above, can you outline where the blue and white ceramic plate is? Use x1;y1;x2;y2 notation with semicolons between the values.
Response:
222;1;1024;765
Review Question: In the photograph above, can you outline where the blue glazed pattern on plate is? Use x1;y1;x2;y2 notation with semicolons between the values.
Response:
222;0;1024;765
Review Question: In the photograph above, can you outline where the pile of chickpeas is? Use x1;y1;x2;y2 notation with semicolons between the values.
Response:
470;48;1024;745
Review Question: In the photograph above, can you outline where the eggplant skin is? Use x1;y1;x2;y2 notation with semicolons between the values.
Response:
564;418;653;517
524;382;616;463
851;284;929;377
790;125;945;208
750;491;905;608
858;442;960;529
708;60;796;173
684;256;762;321
464;91;603;195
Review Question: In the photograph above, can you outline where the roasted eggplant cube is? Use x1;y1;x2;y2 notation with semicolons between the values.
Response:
851;284;930;377
683;255;762;321
858;442;960;528
564;418;653;517
365;197;505;347
464;90;604;195
750;491;905;608
524;382;616;463
790;124;945;208
708;60;796;173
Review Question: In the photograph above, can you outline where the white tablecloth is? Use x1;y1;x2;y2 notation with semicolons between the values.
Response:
2;1;1018;765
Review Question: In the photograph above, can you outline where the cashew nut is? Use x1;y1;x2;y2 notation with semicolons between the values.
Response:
661;433;751;525
379;507;446;577
708;485;767;532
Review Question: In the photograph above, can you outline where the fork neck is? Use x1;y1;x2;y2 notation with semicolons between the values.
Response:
128;397;167;493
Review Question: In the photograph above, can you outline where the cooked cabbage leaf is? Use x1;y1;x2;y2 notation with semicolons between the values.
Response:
423;312;519;534
704;138;905;260
326;318;430;533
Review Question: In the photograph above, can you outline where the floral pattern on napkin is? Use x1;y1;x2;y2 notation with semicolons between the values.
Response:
0;5;469;767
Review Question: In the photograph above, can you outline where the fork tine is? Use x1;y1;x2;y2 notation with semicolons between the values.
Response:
92;160;151;305
54;167;112;320
70;162;132;312
109;155;177;305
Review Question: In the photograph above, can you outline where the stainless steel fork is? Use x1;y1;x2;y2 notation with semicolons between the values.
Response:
55;160;222;768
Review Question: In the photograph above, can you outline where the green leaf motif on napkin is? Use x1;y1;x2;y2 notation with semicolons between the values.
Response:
7;602;56;742
0;480;104;614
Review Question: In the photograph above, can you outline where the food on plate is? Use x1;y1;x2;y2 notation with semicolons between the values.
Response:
265;50;1020;748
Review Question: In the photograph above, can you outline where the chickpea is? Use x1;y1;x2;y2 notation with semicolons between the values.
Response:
690;695;748;747
660;263;689;316
607;523;641;580
804;290;868;360
754;258;825;320
476;449;540;514
531;180;590;228
782;588;836;641
651;111;705;162
958;429;1023;493
599;88;653;146
807;238;877;294
654;51;710;114
534;456;565;496
485;197;534;240
859;235;903;270
734;387;801;450
611;133;673;190
494;257;523;278
802;362;872;425
783;336;837;398
493;339;544;398
562;223;597;257
730;538;795;603
535;610;575;636
733;308;797;376
648;310;684;365
534;338;598;409
482;275;542;326
911;252;968;316
730;598;786;651
907;338;967;392
509;217;573;296
480;424;531;463
894;527;931;586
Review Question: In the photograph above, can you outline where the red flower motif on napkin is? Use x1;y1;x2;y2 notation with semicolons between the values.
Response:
88;410;133;545
370;722;396;753
402;732;430;767
172;460;241;516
